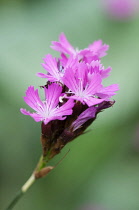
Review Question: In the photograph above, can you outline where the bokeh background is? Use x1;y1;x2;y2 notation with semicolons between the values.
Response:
1;0;139;210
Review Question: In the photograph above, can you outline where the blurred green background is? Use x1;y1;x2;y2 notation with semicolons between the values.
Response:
1;0;139;210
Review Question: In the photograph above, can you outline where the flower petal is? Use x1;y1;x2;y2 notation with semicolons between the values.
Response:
44;83;62;110
63;67;79;92
51;33;76;55
83;97;105;107
38;54;61;81
72;106;97;131
53;99;74;117
97;84;119;98
23;86;44;113
89;40;109;57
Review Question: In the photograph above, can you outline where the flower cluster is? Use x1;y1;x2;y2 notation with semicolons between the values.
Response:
20;33;119;159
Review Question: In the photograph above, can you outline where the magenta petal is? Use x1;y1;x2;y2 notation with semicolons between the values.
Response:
29;113;44;122
84;97;105;107
59;53;69;67
44;83;62;110
63;67;79;92
85;73;102;95
72;106;97;131
23;86;44;113
20;108;31;115
54;99;74;116
36;72;48;78
43;116;66;125
89;40;109;57
20;109;43;122
78;49;100;64
100;67;112;78
41;54;61;81
97;84;119;98
51;33;76;55
89;60;112;78
36;73;58;82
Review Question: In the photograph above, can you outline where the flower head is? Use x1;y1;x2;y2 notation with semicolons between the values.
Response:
20;83;74;124
21;33;119;159
63;62;119;107
37;54;78;83
37;54;61;82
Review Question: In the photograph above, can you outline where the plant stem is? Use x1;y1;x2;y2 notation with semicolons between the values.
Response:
21;174;35;193
5;174;35;210
5;155;48;210
5;190;23;210
5;150;67;209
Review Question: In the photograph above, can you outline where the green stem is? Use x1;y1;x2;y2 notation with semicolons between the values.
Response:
5;190;23;210
35;155;48;171
5;174;35;210
5;154;49;210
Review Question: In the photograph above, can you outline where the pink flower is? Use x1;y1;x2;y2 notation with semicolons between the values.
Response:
51;33;109;61
63;62;119;107
37;54;78;83
20;33;119;159
79;40;109;63
63;62;103;107
37;34;110;83
103;0;139;20
20;83;74;124
37;54;61;82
